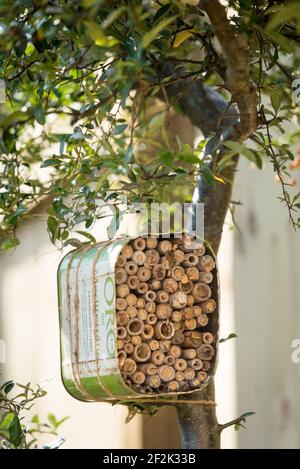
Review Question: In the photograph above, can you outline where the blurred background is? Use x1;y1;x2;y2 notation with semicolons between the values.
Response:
1;118;300;449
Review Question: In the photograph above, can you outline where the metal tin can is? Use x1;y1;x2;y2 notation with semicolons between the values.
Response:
57;236;219;402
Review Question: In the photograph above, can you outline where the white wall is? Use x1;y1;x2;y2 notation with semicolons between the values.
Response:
234;158;300;448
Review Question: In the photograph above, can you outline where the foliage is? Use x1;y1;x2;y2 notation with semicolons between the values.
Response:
0;379;68;449
0;0;300;249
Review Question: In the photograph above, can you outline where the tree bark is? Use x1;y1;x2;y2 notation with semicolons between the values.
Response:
157;0;258;449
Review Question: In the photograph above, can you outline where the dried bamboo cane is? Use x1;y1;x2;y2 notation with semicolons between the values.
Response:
127;318;144;336
165;355;175;366
158;240;173;254
131;335;142;346
142;324;154;340
192;305;202;317
184;367;195;380
185;266;200;281
159;339;171;353
117;339;124;350
182;349;197;359
128;275;139;290
116;311;129;326
132;371;146;385
144;290;157;302
136;297;145;308
116;284;130;298
182;331;202;348
145;249;160;265
146;237;158;249
171;266;185;282
126;293;138;306
183;253;199;267
154;321;175;340
132;250;147;265
137;267;151;282
192;282;212;302
196;314;209;327
167;381;180;392
116;254;126;267
202;361;211;371
152;264;167;280
156;290;169;303
175;371;185;382
182;306;194;320
187;294;195;306
198;255;215;272
197;371;208;382
163;278;178;294
123;358;137;374
116;298;127;311
151;350;165;366
147;375;161;389
189;358;203;370
137;308;148;321
149;339;160;351
202;332;214;344
201;299;217;314
125;261;138;276
124;342;134;354
170;291;188;309
122;244;134;259
126;305;137;318
197;344;215;361
132;237;146;251
156;303;172;320
184;318;197;330
139;363;158;375
115;268;127;285
145;301;156;313
170;344;182;358
158;365;176;382
149;279;161;291
147;313;158;325
117;326;127;339
133;343;151;362
179;280;193;294
171;311;183;322
118;350;127;368
198;271;213;284
137;282;148;294
174;358;188;371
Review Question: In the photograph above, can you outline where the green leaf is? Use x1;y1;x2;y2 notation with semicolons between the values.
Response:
224;141;263;169
142;16;177;48
102;6;126;29
84;21;118;47
41;158;61;168
4;382;15;394
1;237;20;250
0;412;23;448
220;333;238;343
153;4;171;24
76;231;96;243
34;103;45;125
47;216;58;243
125;145;133;164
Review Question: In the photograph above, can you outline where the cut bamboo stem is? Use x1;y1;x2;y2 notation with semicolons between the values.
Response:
151;350;165;366
182;348;197;359
189;358;203;370
127;275;139;290
149;339;159;351
158;365;176;382
154;320;175;340
127;318;144;336
147;375;161;389
126;305;137;318
147;314;158;325
158;240;172;254
125;261;138;276
132;371;146;385
139;363;158;375
142;324;154;340
201;299;217;314
146;237;158;249
192;282;212;302
145;301;156;313
170;344;182;358
174;358;188;371
122;244;134;259
115;268;127;285
167;380;180;392
132;237;146;251
144;290;157;302
156;290;169;303
156;303;172;320
145;249;160;265
132;250;147;265
116;311;129;326
133;343;151;362
152;264;167;280
124;342;134;354
117;326;127;339
123;358;137;374
197;344;215;361
170;291;187;309
171;266;185;282
165;355;175;366
116;284;130;298
197;314;209;327
163;278;178;294
198;255;215;272
137;308;148;321
137;282;148;294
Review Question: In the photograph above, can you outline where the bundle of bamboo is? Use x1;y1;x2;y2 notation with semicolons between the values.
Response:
115;235;217;394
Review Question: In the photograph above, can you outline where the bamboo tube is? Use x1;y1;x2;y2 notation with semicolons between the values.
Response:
201;361;211;371
131;335;142;346
185;318;197;331
187;294;195;306
147;374;161;389
158;240;172;254
186;266;200;281
198;271;213;284
132;371;146;385
123;335;130;343
198;255;215;272
173;249;185;265
149;339;160;351
183;253;198;267
197;344;215;361
132;250;147;266
181;274;189;284
171;266;185;281
132;237;146;251
116;298;127;311
156;303;172;320
182;306;194;320
170;345;182;358
142;324;154;340
197;371;208;382
165;355;175;366
173;320;184;331
136;297;145;309
117;326;127;339
117;339;124;350
133;343;151;362
116;284;130;298
154;321;175;340
192;282;212;302
158;365;176;382
122;244;134;259
184;367;195;380
128;275;139;290
139;363;158;375
167;380;180;392
137;267;151;282
145;249;160;265
117;311;129;326
193;305;202;317
145;301;156;313
182;233;194;249
146;237;158;249
124;342;134;354
144;290;157;302
163;278;178;294
202;332;214;344
174;358;188;371
137;282;148;294
125;261;138;276
125;293;137;306
179;280;193;294
123;358;137;374
182;331;202;348
160;256;170;269
182;349;197;360
171;311;183;322
116;254;126;267
194;244;206;257
127;318;144;336
197;314;209;327
149;279;161;291
175;371;185;382
151;350;165;366
115;268;127;285
118;350;127;368
189;358;203;371
147;313;157;325
170;291;188;309
126;305;137;318
156;290;169;303
159;339;171;353
152;264;167;280
201;299;217;314
137;308;148;321
172;330;185;345
189;378;201;388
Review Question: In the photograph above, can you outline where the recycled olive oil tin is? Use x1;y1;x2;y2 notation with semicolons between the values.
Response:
57;236;220;402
